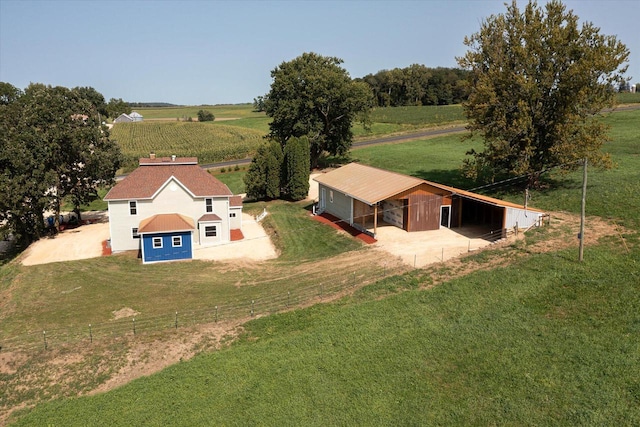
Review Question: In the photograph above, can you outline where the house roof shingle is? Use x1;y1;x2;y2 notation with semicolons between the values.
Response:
104;159;233;200
138;213;195;234
198;214;222;222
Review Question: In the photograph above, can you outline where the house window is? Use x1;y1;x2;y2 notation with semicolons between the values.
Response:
129;201;137;215
330;190;334;203
205;226;217;237
205;198;213;213
172;236;182;247
132;228;140;239
152;237;163;248
229;212;236;218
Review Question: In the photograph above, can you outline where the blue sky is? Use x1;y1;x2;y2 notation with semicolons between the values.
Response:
1;0;638;105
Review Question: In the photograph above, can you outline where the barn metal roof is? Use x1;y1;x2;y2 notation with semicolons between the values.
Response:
138;213;195;234
314;163;544;213
313;163;425;205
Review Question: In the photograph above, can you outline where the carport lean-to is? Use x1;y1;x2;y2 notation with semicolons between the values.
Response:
314;163;545;238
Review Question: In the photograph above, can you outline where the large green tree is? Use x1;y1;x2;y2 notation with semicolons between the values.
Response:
106;97;131;119
264;52;373;168
457;0;629;186
0;83;53;245
0;83;122;244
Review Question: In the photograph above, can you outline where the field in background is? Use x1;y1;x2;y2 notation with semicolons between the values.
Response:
132;104;261;120
110;121;264;171
114;97;634;171
617;92;640;104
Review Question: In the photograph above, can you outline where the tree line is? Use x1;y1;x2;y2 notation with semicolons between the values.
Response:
357;65;470;107
0;83;122;247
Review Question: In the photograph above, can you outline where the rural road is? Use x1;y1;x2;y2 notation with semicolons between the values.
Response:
198;125;467;170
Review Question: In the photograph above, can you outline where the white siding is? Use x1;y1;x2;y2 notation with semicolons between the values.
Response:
108;177;236;252
229;206;242;229
505;207;544;230
319;184;352;223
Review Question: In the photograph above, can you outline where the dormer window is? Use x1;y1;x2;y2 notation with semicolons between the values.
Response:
205;198;213;213
129;201;137;215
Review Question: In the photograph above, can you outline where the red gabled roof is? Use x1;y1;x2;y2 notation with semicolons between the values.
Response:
138;213;195;234
229;195;243;207
105;160;233;200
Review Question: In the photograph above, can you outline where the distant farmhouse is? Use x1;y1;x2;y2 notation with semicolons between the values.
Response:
104;155;243;264
314;163;544;237
113;111;144;123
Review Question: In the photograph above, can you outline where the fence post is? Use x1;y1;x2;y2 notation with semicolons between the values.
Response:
89;324;93;343
414;254;417;268
251;300;255;317
468;240;471;252
442;248;444;262
133;318;136;335
287;291;290;308
175;311;178;329
353;271;356;287
43;330;47;350
215;305;218;323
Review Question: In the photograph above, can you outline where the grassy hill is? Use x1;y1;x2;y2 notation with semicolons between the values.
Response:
3;110;640;425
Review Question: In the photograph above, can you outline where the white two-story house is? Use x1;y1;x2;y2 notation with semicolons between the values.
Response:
104;156;242;263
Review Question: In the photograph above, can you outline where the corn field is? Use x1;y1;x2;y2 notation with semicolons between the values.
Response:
110;122;265;170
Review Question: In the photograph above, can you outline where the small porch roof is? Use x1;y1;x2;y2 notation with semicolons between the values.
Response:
138;213;195;234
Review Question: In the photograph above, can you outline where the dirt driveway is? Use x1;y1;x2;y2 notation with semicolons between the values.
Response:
373;223;494;268
20;212;111;266
20;212;276;266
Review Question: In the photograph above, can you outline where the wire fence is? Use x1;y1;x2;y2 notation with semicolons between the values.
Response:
1;263;392;354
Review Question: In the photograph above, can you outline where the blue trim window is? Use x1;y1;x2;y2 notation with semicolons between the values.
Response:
129;201;137;215
152;237;163;248
172;236;182;247
205;198;213;213
205;226;217;237
132;228;140;239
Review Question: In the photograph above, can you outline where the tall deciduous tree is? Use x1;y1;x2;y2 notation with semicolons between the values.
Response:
0;83;53;245
0;83;122;244
264;52;373;169
457;0;629;186
106;97;131;119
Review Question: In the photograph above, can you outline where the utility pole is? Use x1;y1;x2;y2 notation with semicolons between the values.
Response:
579;158;587;262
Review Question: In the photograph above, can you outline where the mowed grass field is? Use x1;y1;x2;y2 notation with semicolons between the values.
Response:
4;109;640;425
